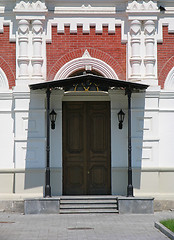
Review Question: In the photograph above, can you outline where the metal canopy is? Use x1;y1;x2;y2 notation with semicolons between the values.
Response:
29;74;149;91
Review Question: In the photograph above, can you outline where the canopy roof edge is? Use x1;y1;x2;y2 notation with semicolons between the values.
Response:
29;74;149;91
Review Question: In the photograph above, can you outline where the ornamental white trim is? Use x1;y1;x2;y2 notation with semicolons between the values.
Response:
54;51;118;80
127;0;159;13
54;5;116;15
0;67;9;89
164;67;174;90
14;1;48;13
46;18;127;42
157;18;174;43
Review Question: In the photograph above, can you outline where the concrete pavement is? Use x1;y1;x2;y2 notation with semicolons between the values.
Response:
0;211;173;240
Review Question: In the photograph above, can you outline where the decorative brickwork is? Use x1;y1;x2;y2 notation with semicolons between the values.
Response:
158;26;174;88
47;26;126;81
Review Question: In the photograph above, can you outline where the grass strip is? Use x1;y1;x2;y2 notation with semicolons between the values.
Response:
160;219;174;233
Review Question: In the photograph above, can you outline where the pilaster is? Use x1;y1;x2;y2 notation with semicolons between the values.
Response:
17;19;30;80
14;1;48;89
31;20;44;80
144;20;156;80
127;0;159;87
130;20;142;79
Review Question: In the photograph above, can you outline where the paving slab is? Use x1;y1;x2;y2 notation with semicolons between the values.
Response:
0;211;173;240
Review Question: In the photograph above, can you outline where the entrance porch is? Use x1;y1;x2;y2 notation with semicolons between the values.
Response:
30;73;148;198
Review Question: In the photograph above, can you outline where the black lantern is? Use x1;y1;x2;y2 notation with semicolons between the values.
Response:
118;109;125;129
50;109;57;129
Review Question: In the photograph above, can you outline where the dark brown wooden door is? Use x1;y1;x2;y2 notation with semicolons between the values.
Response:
63;101;111;195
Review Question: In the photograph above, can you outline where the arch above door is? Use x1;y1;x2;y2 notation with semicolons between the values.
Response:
54;50;118;80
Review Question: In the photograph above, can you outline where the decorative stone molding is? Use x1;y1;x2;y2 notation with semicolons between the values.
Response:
0;6;5;34
165;7;174;14
157;18;174;43
127;0;159;13
16;18;46;85
130;20;142;78
14;0;47;85
55;20;117;35
144;20;155;40
18;19;29;57
144;20;156;78
18;19;29;78
128;17;158;84
46;18;127;42
14;1;47;13
0;6;4;14
54;50;118;80
31;20;43;79
82;50;91;59
54;5;116;15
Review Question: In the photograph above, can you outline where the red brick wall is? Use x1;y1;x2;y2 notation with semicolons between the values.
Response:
158;26;174;88
0;26;15;88
47;26;126;81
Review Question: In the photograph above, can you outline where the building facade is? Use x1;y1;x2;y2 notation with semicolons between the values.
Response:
0;0;174;200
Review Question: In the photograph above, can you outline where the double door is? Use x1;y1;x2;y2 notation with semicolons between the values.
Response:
63;101;111;195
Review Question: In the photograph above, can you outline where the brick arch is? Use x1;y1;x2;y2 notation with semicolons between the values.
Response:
0;57;15;89
47;48;126;81
158;56;174;89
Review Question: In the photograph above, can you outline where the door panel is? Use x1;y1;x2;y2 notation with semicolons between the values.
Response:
87;102;110;194
65;165;84;195
88;164;108;195
66;105;84;153
63;101;111;195
90;114;106;152
63;102;86;195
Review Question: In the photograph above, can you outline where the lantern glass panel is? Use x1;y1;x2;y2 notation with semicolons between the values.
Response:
118;109;125;122
50;110;57;122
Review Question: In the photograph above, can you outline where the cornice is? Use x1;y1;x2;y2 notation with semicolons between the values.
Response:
54;5;116;15
0;90;12;100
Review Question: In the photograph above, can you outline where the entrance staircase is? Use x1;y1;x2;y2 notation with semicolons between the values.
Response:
59;196;118;214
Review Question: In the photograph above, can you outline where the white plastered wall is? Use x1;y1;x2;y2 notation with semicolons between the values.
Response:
0;66;14;196
2;86;174;199
50;90;64;196
15;89;46;195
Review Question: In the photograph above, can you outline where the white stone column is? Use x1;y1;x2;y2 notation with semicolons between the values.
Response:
144;20;156;78
18;19;29;78
130;20;142;79
31;20;43;79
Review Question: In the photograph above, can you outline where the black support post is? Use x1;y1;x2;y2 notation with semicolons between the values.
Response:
126;88;134;197
45;88;51;197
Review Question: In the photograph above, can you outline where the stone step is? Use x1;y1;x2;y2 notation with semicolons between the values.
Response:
60;195;117;200
59;196;118;214
60;199;117;204
60;204;117;209
59;208;119;214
